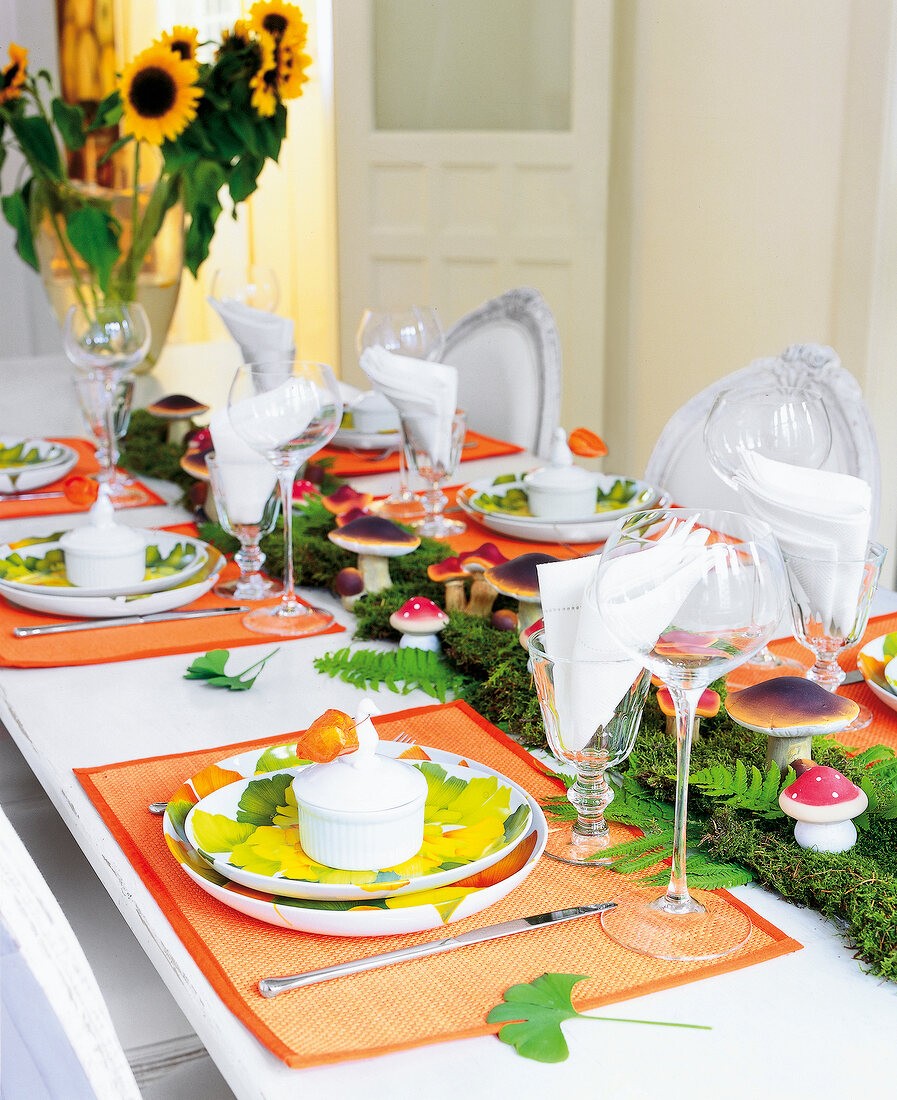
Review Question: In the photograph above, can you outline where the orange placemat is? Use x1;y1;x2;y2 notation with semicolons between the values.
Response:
0;438;165;519
0;524;344;668
767;610;897;753
320;430;524;479
76;701;801;1070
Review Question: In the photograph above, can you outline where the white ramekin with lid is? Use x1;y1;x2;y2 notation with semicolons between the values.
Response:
59;487;146;588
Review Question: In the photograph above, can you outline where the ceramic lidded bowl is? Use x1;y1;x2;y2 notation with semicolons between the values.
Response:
523;428;599;519
291;699;427;870
349;391;400;434
59;487;146;588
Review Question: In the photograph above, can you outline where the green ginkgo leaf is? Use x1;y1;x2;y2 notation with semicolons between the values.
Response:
487;973;590;1062
236;773;294;826
189;810;256;853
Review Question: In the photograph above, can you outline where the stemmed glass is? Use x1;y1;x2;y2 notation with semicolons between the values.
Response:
356;307;444;520
400;410;466;538
704;384;833;687
205;455;283;600
227;360;342;636
63;302;150;501
529;629;650;864
73;372;136;500
591;508;787;960
210;265;279;312
783;541;886;731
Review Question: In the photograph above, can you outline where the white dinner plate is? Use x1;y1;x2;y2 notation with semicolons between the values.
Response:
0;531;209;599
163;739;547;935
456;475;670;544
332;425;401;451
0;437;78;493
184;755;533;901
858;633;897;714
0;546;225;618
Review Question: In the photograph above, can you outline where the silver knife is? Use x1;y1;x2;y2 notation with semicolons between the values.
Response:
258;901;617;997
14;606;250;637
0;490;66;501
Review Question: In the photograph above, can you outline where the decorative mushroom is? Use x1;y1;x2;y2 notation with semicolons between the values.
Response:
656;686;720;740
335;566;365;610
484;552;558;631
322;485;374;517
459;543;508;617
427;557;469;612
336;506;371;528
491;608;518;633
778;764;868;853
146;394;210;446
389;597;449;652
327;515;420;593
518;616;544;652
725;676;860;774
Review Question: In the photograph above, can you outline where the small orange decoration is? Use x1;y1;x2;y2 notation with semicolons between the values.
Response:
568;427;608;458
63;475;100;506
295;708;358;762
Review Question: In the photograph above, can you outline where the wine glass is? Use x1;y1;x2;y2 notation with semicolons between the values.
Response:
356;307;444;521
591;508;787;961
205;455;283;600
73;372;136;499
210;265;279;312
704;384;833;687
528;629;650;864
400;410;466;538
783;540;886;731
63;302;150;501
227;360;342;636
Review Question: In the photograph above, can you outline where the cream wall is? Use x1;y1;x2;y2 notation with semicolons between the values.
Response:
603;0;896;581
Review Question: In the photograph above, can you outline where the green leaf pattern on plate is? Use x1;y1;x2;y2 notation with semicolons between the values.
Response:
0;541;198;587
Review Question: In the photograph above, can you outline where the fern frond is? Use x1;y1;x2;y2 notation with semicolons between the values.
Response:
313;646;470;703
639;853;754;890
688;759;785;819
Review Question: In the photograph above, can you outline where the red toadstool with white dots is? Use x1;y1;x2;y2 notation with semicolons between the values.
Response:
389;597;449;652
778;764;867;853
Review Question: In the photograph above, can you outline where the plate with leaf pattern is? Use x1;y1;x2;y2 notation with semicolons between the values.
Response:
163;738;546;935
0;437;78;492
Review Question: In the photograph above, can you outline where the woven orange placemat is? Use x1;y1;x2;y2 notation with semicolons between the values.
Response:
320;430;523;479
0;438;165;519
0;525;345;668
76;700;801;1069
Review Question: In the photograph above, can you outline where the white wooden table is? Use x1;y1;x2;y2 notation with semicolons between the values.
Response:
2;350;896;1100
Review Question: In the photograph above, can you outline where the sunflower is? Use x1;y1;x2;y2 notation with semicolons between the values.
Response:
0;43;28;105
218;19;252;56
119;43;203;145
276;34;311;100
157;26;200;66
249;31;278;118
249;0;307;46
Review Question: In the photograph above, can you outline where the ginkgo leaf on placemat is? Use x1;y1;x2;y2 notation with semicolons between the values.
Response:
184;648;279;691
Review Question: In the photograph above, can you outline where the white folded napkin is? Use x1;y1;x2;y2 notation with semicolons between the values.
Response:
733;452;873;632
359;346;458;467
208;298;295;365
227;377;317;455
209;410;277;525
536;556;644;751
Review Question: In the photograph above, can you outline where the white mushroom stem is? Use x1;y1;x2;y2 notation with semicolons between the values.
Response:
793;819;859;854
358;554;392;593
517;601;542;631
466;577;497;617
443;579;467;613
766;733;813;775
167;420;195;447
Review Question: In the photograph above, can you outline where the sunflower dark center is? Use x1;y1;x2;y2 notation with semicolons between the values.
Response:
129;67;177;118
263;14;288;36
170;41;192;61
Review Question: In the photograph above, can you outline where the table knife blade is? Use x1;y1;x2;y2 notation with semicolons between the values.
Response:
14;606;249;637
258;901;617;997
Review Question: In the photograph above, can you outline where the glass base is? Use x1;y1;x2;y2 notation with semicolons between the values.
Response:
725;650;806;691
544;821;624;866
375;495;426;523
214;575;283;601
600;888;752;961
241;602;334;637
412;514;466;539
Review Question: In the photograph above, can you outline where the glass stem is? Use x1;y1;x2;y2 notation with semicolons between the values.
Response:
101;374;117;483
396;445;411;500
665;685;700;910
235;533;265;584
569;757;612;839
806;650;845;692
275;464;299;614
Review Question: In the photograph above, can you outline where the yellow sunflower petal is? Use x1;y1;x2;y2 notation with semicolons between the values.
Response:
250;31;278;117
119;43;203;145
250;0;308;44
276;37;311;100
158;25;201;66
1;43;28;104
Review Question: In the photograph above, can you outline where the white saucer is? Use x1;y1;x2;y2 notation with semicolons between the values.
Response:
0;438;79;493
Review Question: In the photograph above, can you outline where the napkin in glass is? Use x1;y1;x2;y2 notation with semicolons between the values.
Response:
359;346;458;467
209;410;277;525
536;556;644;751
208;298;295;365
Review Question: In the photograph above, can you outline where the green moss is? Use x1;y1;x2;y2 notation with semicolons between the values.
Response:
119;409;194;499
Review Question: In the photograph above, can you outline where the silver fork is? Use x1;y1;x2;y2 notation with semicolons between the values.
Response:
148;731;418;813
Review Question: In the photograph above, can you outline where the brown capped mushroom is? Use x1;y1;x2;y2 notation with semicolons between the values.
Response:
491;608;518;632
460;543;508;617
778;764;868;852
427;557;468;613
327;515;420;593
389;596;449;652
484;552;558;631
146;394;210;445
335;566;365;610
726;676;860;775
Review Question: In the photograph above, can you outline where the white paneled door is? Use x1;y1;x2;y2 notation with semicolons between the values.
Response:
333;0;612;430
